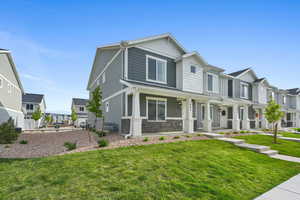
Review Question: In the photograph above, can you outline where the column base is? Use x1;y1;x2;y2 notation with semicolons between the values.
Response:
184;119;194;133
131;118;142;137
203;120;212;132
232;119;240;132
242;119;250;130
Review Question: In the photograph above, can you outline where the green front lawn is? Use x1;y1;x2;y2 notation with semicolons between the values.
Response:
235;135;300;157
1;140;300;200
281;132;300;139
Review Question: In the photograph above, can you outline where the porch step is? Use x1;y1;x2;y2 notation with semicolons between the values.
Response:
202;133;223;138
236;143;270;153
261;150;278;156
217;137;245;145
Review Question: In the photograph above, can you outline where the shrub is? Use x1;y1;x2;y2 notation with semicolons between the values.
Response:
173;136;180;139
185;135;191;138
197;133;202;136
19;140;28;144
240;130;246;134
98;139;109;147
159;136;165;140
233;131;239;134
64;142;77;151
96;131;106;137
143;137;149;142
294;128;300;132
0;118;20;144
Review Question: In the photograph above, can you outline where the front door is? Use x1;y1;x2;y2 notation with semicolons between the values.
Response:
240;107;244;129
196;103;204;129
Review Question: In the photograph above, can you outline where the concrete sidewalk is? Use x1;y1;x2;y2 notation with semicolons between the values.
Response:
254;173;300;200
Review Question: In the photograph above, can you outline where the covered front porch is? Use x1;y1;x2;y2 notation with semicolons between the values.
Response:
121;81;267;137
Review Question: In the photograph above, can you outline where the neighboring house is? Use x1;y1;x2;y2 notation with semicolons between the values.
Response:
22;93;46;129
0;48;25;128
71;98;88;127
45;113;71;125
87;33;300;137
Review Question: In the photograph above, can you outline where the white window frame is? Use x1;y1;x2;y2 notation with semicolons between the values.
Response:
271;91;275;100
283;95;286;104
190;65;196;74
240;82;249;99
105;101;109;112
146;55;167;84
0;77;3;88
102;72;106;83
207;72;219;93
146;97;167;122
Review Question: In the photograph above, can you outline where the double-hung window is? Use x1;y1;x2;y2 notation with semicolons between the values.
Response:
240;83;249;99
79;107;84;112
26;104;33;110
147;98;166;121
190;65;196;74
207;73;219;93
146;55;167;84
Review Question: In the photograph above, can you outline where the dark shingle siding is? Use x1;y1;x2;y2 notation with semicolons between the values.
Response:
22;93;44;103
128;47;176;88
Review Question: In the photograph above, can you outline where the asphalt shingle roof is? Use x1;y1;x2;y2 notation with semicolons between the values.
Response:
72;98;88;105
228;68;250;77
287;88;300;95
22;93;44;103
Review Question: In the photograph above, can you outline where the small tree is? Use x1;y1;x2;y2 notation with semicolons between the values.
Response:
32;107;42;129
265;98;284;143
71;108;78;126
87;86;103;130
45;115;52;127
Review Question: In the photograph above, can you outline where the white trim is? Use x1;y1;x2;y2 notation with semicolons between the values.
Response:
89;49;122;89
134;46;177;59
166;117;182;120
0;73;21;92
146;55;167;84
146;97;167;121
102;72;106;83
240;82;249;99
105;101;109;112
124;48;128;79
0;77;2;88
102;88;129;103
0;106;23;114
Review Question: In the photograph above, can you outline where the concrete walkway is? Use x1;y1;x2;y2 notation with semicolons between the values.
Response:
209;133;300;163
254;173;300;200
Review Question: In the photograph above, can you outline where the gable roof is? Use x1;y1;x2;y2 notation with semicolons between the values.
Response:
72;98;88;106
97;33;188;54
22;93;44;103
287;88;300;95
228;68;251;77
0;50;24;93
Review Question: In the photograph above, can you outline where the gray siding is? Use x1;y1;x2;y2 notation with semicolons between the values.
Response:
89;49;119;87
0;53;22;111
128;47;176;88
103;95;123;132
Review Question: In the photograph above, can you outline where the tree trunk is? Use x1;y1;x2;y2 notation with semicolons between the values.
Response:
273;123;278;144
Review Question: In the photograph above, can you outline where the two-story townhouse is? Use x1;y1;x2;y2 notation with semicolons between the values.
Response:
281;88;300;128
22;93;46;129
0;49;25;128
87;33;274;137
71;98;88;127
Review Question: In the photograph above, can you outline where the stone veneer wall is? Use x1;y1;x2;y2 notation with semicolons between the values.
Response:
121;119;130;134
142;119;182;133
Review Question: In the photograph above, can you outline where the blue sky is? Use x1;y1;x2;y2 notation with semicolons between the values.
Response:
0;0;299;113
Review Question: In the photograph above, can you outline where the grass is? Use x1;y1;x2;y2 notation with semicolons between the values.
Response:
235;135;300;157
0;140;300;200
280;132;300;139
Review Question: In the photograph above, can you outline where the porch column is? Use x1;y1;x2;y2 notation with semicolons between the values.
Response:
255;109;260;129
232;104;240;132
184;97;194;133
296;112;300;128
130;89;142;137
261;108;269;129
203;101;212;132
242;105;250;130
